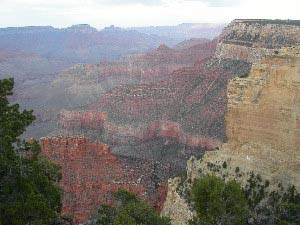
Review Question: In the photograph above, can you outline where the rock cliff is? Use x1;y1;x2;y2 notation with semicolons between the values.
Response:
216;19;300;62
162;46;300;224
226;46;300;153
41;136;167;224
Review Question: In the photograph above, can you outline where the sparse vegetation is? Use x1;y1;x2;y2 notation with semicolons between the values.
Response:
93;189;171;225
187;171;300;225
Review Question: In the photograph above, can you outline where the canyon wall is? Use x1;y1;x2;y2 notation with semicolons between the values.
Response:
226;45;300;153
41;136;166;224
216;19;300;62
162;46;300;224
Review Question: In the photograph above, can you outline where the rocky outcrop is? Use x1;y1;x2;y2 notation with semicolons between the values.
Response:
41;136;167;224
185;135;221;151
162;46;300;224
57;114;220;153
162;178;194;225
58;110;107;131
142;121;182;144
216;19;300;62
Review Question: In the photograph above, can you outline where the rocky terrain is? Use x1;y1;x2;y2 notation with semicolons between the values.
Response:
162;45;300;225
216;19;300;62
21;38;219;139
2;24;223;140
33;30;230;224
94;57;249;135
41;136;168;224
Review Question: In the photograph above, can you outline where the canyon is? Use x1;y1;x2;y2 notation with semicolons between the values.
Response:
2;24;222;139
33;19;300;224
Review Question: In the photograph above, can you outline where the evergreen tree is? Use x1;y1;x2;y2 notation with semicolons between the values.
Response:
95;189;171;225
190;175;248;225
0;78;62;225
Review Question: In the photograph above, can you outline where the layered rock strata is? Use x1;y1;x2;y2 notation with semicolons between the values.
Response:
58;110;106;130
216;19;300;62
41;136;166;224
162;46;300;224
94;59;246;140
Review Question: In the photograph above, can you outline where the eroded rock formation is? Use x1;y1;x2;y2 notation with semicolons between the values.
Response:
162;46;300;224
58;110;107;131
216;19;300;62
226;46;300;152
41;136;167;224
94;59;245;140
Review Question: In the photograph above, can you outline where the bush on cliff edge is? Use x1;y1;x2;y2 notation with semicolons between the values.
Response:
95;189;171;225
190;175;248;225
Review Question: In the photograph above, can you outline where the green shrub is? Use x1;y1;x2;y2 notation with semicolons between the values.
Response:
190;175;248;225
95;189;171;225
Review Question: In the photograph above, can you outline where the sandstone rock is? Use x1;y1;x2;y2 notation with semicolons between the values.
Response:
216;19;300;62
58;110;107;131
173;38;211;50
41;136;167;224
94;59;241;140
226;46;300;153
143;121;182;145
162;45;300;225
161;178;194;225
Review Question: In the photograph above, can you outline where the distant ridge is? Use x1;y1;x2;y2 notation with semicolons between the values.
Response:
126;23;227;40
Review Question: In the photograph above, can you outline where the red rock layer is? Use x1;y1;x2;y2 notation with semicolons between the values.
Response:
41;136;166;224
58;111;106;130
142;121;182;145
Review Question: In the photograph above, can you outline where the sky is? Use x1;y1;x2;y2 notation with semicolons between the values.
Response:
0;0;299;28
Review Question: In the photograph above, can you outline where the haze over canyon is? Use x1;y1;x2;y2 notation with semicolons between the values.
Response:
0;15;300;225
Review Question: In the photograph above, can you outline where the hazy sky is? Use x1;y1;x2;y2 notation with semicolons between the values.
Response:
0;0;299;28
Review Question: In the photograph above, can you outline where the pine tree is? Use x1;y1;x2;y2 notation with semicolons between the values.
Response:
0;78;62;225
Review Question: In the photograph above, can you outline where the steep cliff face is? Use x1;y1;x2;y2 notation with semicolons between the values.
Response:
226;46;300;153
216;19;300;62
41;136;167;224
162;46;300;224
